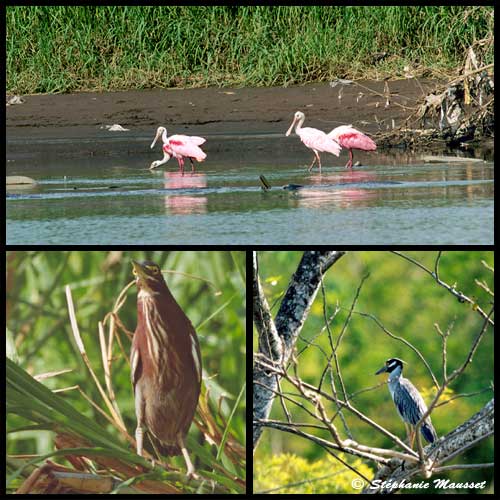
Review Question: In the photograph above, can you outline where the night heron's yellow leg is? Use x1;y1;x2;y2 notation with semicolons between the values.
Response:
403;422;415;448
409;427;416;449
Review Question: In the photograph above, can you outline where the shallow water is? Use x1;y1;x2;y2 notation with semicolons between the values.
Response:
6;135;494;245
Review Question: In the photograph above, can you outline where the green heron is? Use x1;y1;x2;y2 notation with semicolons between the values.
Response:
130;260;202;477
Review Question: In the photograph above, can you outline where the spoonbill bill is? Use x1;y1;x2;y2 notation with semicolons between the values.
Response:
285;111;341;172
327;125;376;168
150;126;206;172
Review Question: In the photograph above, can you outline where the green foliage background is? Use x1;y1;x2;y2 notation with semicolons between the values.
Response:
254;251;493;494
255;453;373;494
6;250;246;472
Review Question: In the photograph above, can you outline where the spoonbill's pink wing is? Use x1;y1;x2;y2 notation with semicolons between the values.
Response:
187;136;206;146
170;134;206;146
168;138;207;161
329;126;376;151
299;127;341;156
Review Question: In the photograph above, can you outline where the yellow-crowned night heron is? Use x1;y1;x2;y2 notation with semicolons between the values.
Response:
375;358;437;444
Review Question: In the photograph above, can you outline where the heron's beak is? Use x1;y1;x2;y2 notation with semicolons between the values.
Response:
151;129;161;149
375;365;388;375
132;260;149;282
285;117;298;137
132;260;157;294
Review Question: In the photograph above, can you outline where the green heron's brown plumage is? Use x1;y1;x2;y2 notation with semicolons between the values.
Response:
131;260;201;477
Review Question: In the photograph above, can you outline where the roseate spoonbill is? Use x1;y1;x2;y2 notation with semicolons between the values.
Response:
285;111;341;172
150;126;206;172
328;125;376;168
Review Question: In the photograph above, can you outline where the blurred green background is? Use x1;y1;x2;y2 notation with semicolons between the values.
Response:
6;250;246;461
254;251;493;493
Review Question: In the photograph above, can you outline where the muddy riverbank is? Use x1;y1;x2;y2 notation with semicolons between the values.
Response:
7;80;437;148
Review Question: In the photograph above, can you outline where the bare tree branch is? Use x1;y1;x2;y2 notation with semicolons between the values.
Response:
352;310;440;388
392;251;494;327
253;251;345;451
363;399;494;493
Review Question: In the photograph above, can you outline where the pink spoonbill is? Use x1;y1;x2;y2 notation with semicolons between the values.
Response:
285;111;341;172
327;125;376;168
150;126;207;172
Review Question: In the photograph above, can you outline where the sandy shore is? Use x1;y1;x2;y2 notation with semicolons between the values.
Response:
6;80;436;142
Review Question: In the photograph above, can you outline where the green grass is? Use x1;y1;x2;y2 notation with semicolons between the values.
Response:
6;6;494;94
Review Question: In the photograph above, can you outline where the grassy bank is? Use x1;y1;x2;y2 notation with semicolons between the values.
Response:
6;6;494;94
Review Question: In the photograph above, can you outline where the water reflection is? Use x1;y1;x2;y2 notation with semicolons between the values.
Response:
160;171;207;215
290;169;378;209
